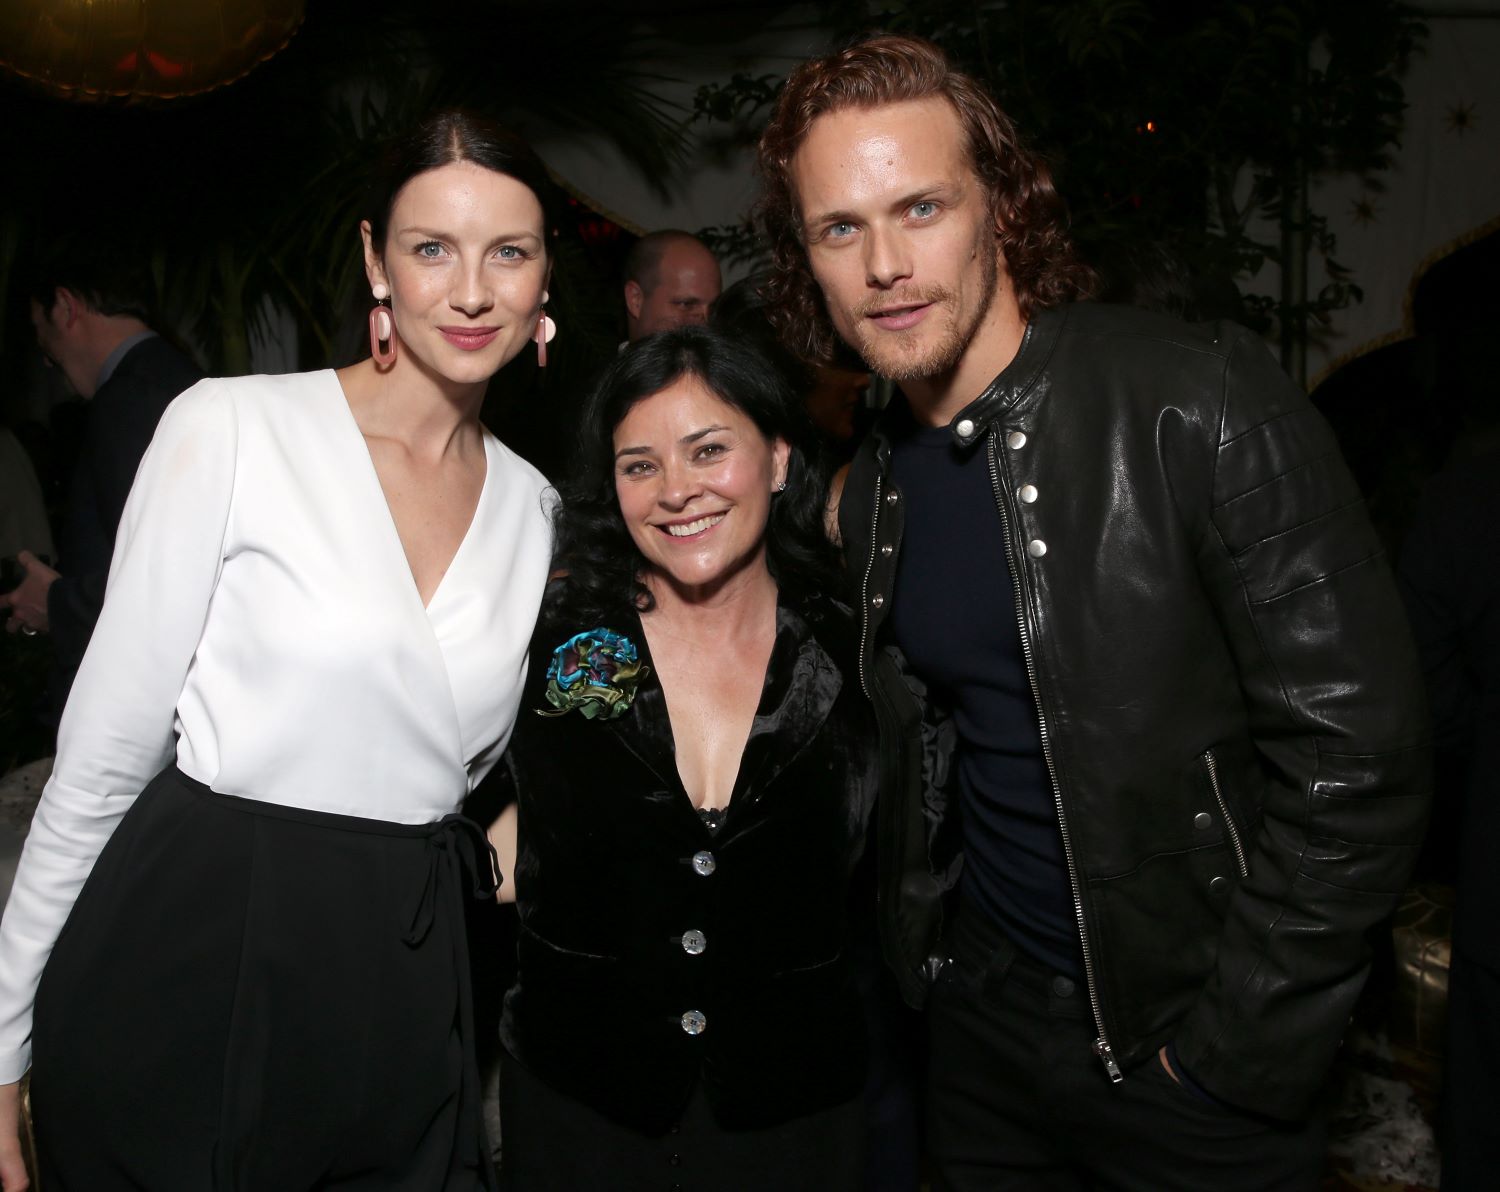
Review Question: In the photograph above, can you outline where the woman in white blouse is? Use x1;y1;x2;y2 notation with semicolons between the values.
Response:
0;111;555;1191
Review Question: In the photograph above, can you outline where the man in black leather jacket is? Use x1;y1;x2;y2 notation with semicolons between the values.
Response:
756;34;1431;1190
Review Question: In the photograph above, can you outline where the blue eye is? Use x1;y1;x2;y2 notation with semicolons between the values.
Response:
828;221;856;239
416;241;444;258
910;201;938;219
497;245;523;260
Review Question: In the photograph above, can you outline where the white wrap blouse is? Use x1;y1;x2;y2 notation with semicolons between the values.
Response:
0;370;554;1081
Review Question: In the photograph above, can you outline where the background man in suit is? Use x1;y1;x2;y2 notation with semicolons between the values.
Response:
2;239;202;727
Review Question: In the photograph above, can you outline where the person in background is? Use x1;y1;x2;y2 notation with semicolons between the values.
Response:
623;229;722;342
712;273;870;459
0;110;557;1192
488;325;878;1191
757;34;1431;1191
1;244;202;726
1397;386;1500;1191
0;428;52;573
806;360;870;455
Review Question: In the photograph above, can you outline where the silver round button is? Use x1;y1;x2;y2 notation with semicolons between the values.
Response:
1026;539;1047;558
681;929;707;956
680;1010;707;1035
1209;876;1228;895
1018;484;1039;504
1193;812;1213;830
886;490;900;504
880;543;894;557
691;850;716;877
1006;431;1027;450
871;594;884;608
956;418;975;439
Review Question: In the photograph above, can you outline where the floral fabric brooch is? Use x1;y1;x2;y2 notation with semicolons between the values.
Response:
538;628;649;720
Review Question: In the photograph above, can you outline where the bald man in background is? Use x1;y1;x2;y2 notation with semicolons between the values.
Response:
622;230;722;342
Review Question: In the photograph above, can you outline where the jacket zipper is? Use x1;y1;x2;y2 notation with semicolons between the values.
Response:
986;429;1122;1082
1202;749;1249;878
856;472;884;700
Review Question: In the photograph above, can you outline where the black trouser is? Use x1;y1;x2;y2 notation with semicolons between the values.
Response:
926;910;1325;1192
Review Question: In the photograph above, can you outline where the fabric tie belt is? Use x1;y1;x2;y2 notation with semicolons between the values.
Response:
405;812;500;1191
404;812;501;946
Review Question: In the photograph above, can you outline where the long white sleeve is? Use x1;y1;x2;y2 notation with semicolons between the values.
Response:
0;382;238;1082
0;370;552;1084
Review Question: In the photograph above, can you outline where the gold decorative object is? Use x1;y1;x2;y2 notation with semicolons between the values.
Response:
0;0;305;102
1389;883;1453;1062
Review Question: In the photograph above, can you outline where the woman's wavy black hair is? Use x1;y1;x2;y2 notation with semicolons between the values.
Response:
552;324;844;623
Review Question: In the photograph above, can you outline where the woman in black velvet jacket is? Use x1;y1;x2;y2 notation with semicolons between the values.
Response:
487;326;878;1190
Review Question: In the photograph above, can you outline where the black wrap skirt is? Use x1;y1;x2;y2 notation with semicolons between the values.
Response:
29;766;497;1191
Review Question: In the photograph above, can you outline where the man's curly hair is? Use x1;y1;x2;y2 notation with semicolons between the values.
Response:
755;34;1096;364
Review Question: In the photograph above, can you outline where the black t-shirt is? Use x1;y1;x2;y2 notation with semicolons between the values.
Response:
884;400;1082;977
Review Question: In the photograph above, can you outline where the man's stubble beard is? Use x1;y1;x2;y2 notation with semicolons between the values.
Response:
841;241;1000;384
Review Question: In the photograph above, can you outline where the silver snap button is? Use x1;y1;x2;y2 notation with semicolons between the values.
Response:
680;1009;707;1035
1194;812;1212;830
1209;876;1228;895
1018;485;1039;503
871;594;884;608
880;543;894;557
681;929;706;956
886;490;900;505
1006;431;1027;450
1026;539;1047;558
691;850;715;877
956;418;975;439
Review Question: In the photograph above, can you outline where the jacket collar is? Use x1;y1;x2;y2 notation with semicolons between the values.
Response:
95;329;158;394
603;603;844;831
869;303;1069;460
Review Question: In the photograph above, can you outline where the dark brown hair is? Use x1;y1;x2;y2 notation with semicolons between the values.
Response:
367;109;558;255
755;34;1096;363
552;324;842;622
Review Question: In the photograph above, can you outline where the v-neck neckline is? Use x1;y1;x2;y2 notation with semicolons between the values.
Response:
325;370;493;615
604;604;842;833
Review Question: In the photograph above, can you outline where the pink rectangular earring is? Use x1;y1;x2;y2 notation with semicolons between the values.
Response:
536;291;557;367
368;283;396;366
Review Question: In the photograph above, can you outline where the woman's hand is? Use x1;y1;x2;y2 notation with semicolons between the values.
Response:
0;1080;31;1191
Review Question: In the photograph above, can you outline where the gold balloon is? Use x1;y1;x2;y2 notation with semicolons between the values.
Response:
0;0;306;101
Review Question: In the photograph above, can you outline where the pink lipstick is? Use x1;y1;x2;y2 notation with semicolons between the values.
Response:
440;326;500;351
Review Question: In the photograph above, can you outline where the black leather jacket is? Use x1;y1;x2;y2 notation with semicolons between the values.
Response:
840;303;1431;1119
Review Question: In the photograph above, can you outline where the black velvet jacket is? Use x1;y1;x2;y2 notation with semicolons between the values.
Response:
496;594;878;1134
